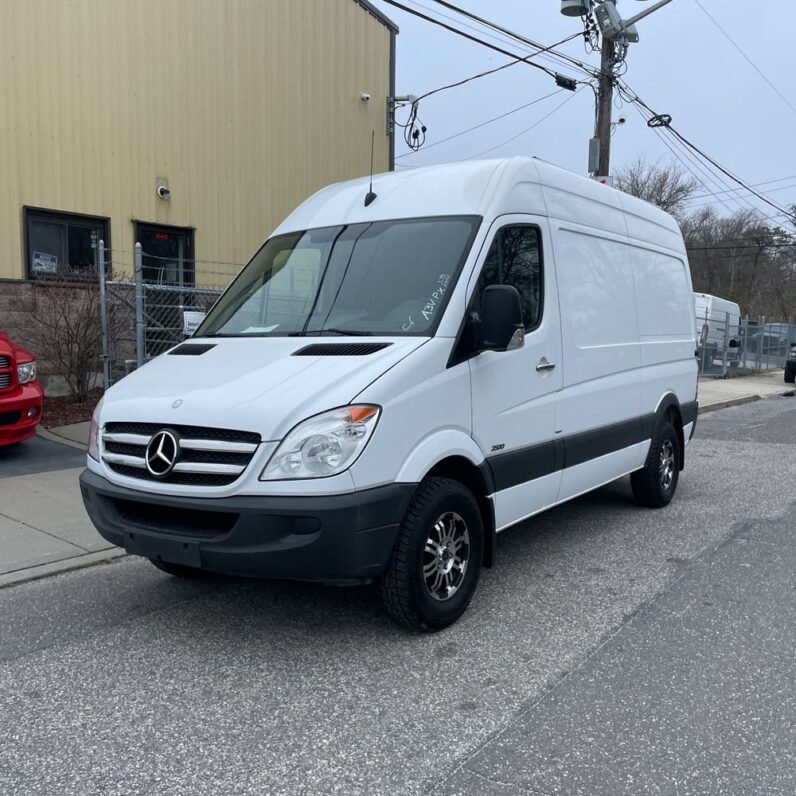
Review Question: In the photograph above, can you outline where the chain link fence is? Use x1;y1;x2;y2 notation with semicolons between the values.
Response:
99;242;240;387
697;308;796;378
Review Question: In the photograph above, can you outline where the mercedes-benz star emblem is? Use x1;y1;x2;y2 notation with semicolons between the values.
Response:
145;430;179;477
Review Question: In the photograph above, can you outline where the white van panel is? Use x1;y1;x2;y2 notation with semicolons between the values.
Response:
634;251;693;339
619;193;685;252
554;226;642;452
352;338;475;489
557;441;649;504
494;472;561;531
555;227;640;382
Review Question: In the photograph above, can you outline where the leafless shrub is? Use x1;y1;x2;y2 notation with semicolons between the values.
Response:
28;274;103;402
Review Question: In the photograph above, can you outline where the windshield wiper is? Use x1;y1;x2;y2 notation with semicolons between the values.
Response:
317;328;375;337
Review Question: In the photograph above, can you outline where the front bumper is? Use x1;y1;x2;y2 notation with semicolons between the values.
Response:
79;470;416;582
0;382;44;445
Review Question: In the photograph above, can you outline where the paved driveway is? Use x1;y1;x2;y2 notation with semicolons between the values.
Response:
0;397;794;795
0;436;85;478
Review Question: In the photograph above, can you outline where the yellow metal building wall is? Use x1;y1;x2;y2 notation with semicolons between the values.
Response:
0;0;392;282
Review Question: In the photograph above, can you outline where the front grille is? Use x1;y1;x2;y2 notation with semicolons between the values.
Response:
113;498;238;537
105;423;260;445
0;410;21;426
101;423;261;487
0;355;11;392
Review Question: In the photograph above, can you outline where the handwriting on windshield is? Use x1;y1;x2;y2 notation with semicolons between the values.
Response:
402;274;451;332
421;273;450;321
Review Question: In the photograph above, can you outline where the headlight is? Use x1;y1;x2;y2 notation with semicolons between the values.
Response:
261;405;380;480
17;360;37;385
88;398;104;462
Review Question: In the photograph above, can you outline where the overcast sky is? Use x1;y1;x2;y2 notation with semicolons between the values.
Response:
371;0;796;224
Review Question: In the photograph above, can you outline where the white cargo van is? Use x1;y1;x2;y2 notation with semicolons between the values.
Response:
81;157;698;631
694;292;741;366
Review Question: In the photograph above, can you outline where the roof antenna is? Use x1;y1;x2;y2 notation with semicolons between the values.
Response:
364;130;377;207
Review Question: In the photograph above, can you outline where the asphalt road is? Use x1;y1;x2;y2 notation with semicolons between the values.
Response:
0;397;794;795
0;436;85;478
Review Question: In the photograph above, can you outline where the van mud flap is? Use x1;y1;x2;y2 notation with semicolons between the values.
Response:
123;531;202;568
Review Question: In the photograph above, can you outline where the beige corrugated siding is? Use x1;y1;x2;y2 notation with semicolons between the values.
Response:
0;0;392;282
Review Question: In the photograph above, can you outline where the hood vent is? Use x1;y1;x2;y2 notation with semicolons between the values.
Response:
293;342;392;357
169;343;217;356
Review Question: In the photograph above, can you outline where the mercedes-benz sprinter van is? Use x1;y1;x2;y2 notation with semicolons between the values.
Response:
80;157;698;631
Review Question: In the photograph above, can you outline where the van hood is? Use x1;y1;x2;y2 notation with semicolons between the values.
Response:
102;337;426;440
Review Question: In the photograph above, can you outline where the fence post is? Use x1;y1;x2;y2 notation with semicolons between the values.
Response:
742;315;749;369
135;243;145;368
721;310;730;378
97;240;112;390
700;306;709;376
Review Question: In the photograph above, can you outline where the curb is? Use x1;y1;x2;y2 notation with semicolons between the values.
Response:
37;426;88;452
699;390;793;414
699;395;761;414
0;549;126;590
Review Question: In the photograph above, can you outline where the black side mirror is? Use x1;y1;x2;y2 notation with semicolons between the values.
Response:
479;285;525;352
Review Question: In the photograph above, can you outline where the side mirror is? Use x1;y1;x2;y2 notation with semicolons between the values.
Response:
479;285;525;352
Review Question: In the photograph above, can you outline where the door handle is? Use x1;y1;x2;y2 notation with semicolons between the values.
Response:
536;358;556;372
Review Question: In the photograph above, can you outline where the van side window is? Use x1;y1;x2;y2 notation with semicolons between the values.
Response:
477;226;542;331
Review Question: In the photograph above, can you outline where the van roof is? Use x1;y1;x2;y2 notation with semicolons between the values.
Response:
274;156;685;254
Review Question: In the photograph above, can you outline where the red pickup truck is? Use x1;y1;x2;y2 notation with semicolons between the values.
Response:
0;332;43;445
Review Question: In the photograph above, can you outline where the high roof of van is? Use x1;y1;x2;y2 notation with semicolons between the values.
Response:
274;156;685;254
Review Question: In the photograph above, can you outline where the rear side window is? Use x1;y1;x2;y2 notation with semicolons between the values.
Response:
476;226;543;332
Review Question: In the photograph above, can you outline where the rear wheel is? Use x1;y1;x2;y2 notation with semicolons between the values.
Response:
380;477;483;632
785;368;795;384
148;557;208;579
631;420;680;508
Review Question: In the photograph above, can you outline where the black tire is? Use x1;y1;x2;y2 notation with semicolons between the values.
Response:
631;420;680;508
380;477;483;632
148;557;208;579
785;368;795;384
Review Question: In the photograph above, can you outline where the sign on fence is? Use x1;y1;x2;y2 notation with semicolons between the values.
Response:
183;311;206;337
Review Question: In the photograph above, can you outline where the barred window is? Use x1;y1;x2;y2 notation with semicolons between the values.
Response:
25;208;109;279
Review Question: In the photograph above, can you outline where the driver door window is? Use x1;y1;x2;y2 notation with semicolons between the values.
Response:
477;226;543;332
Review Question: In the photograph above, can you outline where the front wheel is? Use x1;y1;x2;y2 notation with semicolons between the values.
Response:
631;420;681;508
785;369;795;384
380;477;483;632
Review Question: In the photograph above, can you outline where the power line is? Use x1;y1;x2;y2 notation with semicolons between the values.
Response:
693;0;796;116
627;102;751;218
619;80;795;224
426;0;600;79
686;242;796;252
689;175;796;201
464;88;584;160
688;182;796;210
395;89;565;159
414;32;583;102
402;0;592;80
383;0;584;85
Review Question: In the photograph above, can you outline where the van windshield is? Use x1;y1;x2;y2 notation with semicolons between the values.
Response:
195;216;480;338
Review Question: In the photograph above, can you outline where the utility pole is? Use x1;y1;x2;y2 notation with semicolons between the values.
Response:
562;0;675;181
595;21;615;179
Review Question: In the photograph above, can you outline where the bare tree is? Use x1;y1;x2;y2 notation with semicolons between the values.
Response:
616;158;699;219
29;278;103;402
